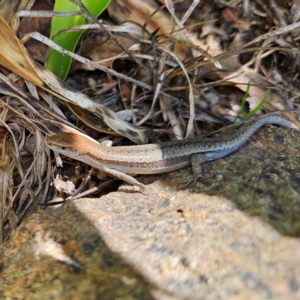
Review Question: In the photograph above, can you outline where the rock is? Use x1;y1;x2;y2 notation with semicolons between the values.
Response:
1;126;300;299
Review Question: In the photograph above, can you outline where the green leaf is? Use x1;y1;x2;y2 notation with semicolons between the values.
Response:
242;90;268;121
234;81;250;123
46;0;110;80
233;82;268;122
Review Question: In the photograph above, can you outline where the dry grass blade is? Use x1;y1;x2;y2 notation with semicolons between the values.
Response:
0;77;59;240
0;138;10;243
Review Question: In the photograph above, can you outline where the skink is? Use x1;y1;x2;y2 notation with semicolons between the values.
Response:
45;113;298;193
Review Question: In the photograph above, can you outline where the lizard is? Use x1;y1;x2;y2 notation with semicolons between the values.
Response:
45;112;299;193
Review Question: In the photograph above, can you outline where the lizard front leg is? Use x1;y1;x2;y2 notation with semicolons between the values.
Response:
179;147;237;189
